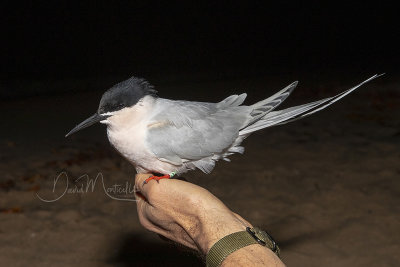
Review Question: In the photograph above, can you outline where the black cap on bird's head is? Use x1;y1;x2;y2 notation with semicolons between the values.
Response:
65;76;157;137
97;77;157;114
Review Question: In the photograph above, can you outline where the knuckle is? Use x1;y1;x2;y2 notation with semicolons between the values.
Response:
138;213;151;229
138;215;161;234
135;174;151;188
187;193;204;208
146;183;161;197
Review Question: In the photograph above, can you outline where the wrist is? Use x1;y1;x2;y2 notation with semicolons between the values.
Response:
206;227;283;267
220;243;284;267
196;212;249;255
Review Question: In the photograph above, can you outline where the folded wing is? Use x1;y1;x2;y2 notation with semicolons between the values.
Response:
146;98;251;168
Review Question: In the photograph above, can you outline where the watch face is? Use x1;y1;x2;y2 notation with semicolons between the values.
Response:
246;227;280;257
248;227;278;251
252;228;266;245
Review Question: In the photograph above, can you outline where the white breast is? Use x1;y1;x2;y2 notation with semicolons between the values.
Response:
105;96;179;174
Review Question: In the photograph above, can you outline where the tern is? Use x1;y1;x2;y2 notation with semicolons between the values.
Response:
66;74;382;184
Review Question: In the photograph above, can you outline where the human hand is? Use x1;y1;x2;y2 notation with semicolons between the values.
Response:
134;173;250;254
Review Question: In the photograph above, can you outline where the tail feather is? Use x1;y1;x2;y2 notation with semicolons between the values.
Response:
240;100;325;134
240;74;383;135
217;93;247;108
248;81;298;124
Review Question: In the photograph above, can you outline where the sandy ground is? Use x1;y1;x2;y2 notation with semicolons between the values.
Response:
0;77;399;266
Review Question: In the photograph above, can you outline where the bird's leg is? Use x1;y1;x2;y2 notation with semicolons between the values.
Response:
143;171;177;185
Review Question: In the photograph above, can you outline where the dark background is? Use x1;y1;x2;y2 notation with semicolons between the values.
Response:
1;2;399;267
1;1;398;99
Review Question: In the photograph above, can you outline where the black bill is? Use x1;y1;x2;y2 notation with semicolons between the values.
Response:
65;113;109;137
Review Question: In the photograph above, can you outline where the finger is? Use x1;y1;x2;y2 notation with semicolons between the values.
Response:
135;173;177;203
136;195;163;231
137;202;198;250
134;173;153;199
136;196;182;243
135;188;166;225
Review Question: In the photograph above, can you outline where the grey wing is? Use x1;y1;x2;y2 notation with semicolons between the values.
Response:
146;97;251;170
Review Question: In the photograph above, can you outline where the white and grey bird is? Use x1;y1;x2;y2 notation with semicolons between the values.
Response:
66;74;382;183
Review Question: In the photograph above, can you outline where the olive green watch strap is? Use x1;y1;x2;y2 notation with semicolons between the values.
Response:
206;227;280;267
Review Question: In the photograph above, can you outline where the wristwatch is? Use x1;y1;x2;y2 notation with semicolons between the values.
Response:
206;227;280;267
